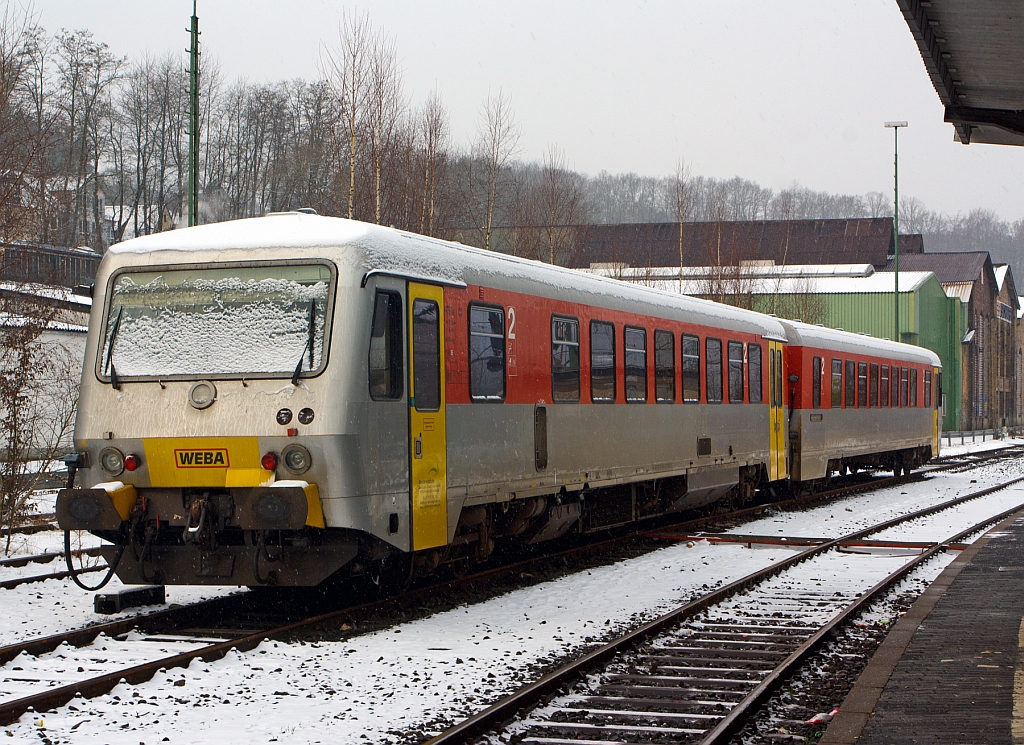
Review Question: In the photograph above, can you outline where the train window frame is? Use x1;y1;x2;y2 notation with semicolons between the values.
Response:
728;341;745;403
368;290;403;401
624;326;648;403
682;333;700;403
910;368;918;407
551;315;580;403
831;358;842;408
845;360;856;408
812;355;822;409
95;259;338;384
924;369;932;408
857;361;868;408
869;363;879;408
900;366;909;407
706;338;723;404
411;298;441;412
748;343;763;404
468;303;506;403
654;329;675;403
891;362;900;407
590;320;616;403
881;364;890;407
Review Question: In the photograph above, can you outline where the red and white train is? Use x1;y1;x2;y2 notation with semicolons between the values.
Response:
56;214;941;586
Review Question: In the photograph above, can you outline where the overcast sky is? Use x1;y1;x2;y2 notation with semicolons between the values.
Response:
35;0;1024;222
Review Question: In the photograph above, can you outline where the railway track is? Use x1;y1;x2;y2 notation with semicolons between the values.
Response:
426;475;1024;745
0;448;1020;729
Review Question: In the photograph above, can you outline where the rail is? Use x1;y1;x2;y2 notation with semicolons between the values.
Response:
425;474;1024;744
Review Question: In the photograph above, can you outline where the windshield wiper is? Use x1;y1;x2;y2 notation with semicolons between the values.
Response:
291;301;318;386
104;305;124;390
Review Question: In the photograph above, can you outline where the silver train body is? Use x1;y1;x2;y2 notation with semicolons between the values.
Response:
56;214;941;586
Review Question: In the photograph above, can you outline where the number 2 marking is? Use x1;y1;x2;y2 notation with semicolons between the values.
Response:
507;307;516;340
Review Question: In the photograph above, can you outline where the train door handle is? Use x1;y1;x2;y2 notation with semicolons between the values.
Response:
774;421;780;433
414;436;422;458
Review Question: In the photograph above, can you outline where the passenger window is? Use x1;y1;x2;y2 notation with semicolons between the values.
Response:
706;338;723;404
925;369;932;408
469;305;505;402
654;330;675;403
910;368;918;407
775;348;783;407
590;321;615;403
682;334;700;403
845;360;856;408
881;365;890;407
891;362;900;407
368;291;403;401
624;327;647;403
831;359;842;408
728;341;744;403
870;363;879;408
857;362;867;408
812;355;821;409
411;299;440;411
551;316;580;403
749;343;762;404
900;366;909;407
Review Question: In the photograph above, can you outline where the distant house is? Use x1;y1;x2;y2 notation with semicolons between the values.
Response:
884;252;1018;430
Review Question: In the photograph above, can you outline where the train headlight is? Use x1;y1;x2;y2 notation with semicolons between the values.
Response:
282;444;312;475
188;380;217;410
99;447;125;475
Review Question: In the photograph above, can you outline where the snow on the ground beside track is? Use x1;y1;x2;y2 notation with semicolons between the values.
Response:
3;437;1023;744
6;540;795;744
939;435;1024;457
0;578;240;649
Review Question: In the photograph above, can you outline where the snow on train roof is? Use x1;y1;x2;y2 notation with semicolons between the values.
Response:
109;213;787;340
779;318;941;367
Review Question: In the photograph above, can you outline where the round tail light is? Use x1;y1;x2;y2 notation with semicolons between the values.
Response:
124;453;141;472
261;452;278;471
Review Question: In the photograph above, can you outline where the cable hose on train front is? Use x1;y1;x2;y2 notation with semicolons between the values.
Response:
64;529;124;592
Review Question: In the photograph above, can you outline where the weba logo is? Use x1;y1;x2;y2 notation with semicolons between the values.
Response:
174;449;230;468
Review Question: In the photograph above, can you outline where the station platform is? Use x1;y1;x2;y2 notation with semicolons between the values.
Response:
822;509;1024;744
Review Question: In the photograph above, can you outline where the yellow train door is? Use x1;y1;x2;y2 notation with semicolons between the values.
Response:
932;365;940;456
408;283;448;551
768;341;787;481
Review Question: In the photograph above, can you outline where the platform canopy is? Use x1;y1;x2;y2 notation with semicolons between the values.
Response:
897;0;1024;146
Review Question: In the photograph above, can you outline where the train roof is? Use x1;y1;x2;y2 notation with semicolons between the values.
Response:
778;318;941;368
108;213;788;341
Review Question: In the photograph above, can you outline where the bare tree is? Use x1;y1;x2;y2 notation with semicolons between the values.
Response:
417;89;448;236
323;11;373;220
0;6;49;243
538;144;585;265
365;26;403;224
671;157;694;291
473;89;519;250
0;288;79;553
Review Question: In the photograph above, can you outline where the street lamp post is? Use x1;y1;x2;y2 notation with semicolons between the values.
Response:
885;121;908;342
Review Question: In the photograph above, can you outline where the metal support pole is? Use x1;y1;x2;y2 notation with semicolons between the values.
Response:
187;1;200;227
885;121;907;343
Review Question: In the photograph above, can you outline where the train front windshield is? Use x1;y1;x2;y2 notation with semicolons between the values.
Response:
98;263;333;381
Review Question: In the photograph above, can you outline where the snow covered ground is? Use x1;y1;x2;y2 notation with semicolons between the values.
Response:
2;440;1023;744
938;434;1024;457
